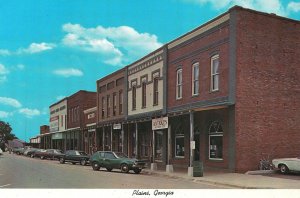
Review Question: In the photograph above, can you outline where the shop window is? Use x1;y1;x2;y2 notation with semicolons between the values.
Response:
211;55;219;91
209;121;223;160
175;126;184;158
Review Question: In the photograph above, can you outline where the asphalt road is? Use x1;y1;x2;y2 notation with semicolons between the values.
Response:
0;153;228;189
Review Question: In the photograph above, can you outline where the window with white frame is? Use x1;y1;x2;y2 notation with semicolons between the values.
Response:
176;69;182;99
209;121;223;160
211;55;219;91
192;62;199;95
175;128;184;158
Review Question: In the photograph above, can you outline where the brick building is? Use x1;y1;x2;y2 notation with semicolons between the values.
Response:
96;68;126;154
166;6;300;173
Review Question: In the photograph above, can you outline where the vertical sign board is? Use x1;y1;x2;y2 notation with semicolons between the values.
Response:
50;116;59;132
152;117;168;130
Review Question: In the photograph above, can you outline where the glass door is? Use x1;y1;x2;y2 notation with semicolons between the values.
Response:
154;131;163;162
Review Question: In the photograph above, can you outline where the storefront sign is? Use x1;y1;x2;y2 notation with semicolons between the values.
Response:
113;123;122;130
88;129;96;132
50;116;59;132
52;133;63;140
152;117;168;130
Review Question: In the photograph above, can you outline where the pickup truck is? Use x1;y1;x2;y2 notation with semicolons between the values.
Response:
58;150;90;166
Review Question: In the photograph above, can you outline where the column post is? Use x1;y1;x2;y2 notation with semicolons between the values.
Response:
188;110;194;177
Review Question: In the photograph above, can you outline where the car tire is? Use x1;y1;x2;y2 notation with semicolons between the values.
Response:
106;168;113;172
120;164;129;173
92;162;100;171
72;162;76;165
31;154;34;158
59;158;65;164
40;156;44;160
80;159;87;166
280;164;289;174
134;168;142;174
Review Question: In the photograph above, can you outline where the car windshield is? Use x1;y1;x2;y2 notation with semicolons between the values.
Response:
114;152;128;158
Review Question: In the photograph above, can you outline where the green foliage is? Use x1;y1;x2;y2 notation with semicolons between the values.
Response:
0;120;17;142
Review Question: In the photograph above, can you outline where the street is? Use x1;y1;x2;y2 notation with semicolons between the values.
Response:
0;153;228;189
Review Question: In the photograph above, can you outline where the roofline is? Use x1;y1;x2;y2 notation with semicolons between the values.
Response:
49;97;68;108
96;67;126;84
67;90;96;100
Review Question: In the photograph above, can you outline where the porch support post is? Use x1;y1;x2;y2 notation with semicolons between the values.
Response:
188;110;194;177
166;124;173;173
135;122;138;157
102;126;105;151
121;123;124;153
151;129;157;171
110;125;113;151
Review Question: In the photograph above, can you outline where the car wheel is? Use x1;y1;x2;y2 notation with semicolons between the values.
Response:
92;162;100;171
280;164;289;174
40;156;44;160
134;168;142;174
106;168;113;172
31;154;34;158
72;162;76;165
120;164;129;173
59;158;65;164
80;159;87;166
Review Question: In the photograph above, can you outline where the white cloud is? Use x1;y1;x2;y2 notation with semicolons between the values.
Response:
18;108;40;118
56;95;66;101
0;97;22;108
0;49;11;56
0;111;12;118
62;23;162;66
53;68;84;77
17;42;56;54
182;0;287;16
0;64;9;75
287;1;300;12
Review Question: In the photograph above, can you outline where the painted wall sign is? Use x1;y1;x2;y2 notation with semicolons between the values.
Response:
152;117;168;130
113;123;122;130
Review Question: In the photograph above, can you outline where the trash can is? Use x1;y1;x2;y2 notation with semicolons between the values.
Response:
193;161;203;177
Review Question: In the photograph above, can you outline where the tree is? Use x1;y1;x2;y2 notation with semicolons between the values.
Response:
0;121;17;151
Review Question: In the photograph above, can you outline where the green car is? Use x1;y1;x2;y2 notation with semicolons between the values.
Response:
90;151;146;174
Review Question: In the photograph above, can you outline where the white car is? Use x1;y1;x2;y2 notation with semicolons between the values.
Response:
0;148;3;155
272;157;300;174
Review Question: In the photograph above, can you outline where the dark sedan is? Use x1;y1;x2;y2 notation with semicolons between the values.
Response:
90;151;146;174
58;150;90;166
35;149;63;160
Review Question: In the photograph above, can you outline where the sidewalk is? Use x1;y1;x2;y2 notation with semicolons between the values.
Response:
142;167;300;189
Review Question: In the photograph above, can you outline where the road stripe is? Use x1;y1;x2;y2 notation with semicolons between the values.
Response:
0;184;11;188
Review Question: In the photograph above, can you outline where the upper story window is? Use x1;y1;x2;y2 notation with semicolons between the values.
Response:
101;97;105;118
153;77;159;106
192;62;199;96
176;69;182;99
211;55;219;91
132;86;137;110
142;81;147;108
107;95;111;117
119;90;123;115
113;93;117;116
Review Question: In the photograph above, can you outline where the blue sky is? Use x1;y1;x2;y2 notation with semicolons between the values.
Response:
0;0;299;142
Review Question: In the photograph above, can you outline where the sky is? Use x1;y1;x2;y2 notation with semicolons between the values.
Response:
0;0;299;142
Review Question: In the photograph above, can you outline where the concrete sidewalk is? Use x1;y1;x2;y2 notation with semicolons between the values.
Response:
142;168;300;189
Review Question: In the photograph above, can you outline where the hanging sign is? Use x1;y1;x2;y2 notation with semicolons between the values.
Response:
152;117;168;130
113;123;122;130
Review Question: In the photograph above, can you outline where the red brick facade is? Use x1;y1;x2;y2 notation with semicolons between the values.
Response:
234;8;300;172
40;125;49;135
67;90;97;129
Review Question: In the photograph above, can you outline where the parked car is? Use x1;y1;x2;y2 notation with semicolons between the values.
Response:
272;157;300;174
58;150;90;166
22;146;33;156
35;149;63;160
90;151;146;174
25;148;40;158
0;148;3;155
12;147;24;155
